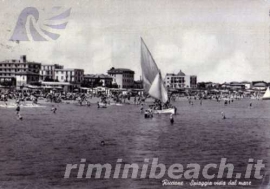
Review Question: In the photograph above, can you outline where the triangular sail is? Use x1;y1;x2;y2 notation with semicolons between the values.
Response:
148;71;168;103
141;38;168;103
160;77;169;103
263;87;270;98
141;38;159;93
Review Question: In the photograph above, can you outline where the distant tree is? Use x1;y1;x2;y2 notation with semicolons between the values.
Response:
197;82;206;89
81;82;92;88
111;83;118;88
93;77;103;87
0;81;13;86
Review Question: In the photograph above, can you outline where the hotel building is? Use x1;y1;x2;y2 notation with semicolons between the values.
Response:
55;68;84;84
83;74;113;88
107;67;134;89
0;55;41;87
164;70;197;89
40;64;64;81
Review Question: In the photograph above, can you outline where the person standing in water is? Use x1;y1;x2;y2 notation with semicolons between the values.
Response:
3;94;8;107
170;113;174;124
16;104;22;120
221;112;226;119
173;106;177;114
140;103;144;113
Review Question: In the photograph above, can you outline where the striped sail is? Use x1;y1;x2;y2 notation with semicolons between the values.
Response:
141;38;168;103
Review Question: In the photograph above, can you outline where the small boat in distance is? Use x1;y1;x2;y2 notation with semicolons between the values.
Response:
140;38;175;114
262;87;270;100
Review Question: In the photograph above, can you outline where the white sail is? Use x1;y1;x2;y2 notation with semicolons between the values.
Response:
141;38;159;92
148;71;168;103
141;38;169;103
262;87;270;99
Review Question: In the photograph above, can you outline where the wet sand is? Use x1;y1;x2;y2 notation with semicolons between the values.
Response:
0;99;270;188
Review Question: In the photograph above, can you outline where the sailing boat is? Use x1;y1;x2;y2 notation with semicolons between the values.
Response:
262;87;270;100
141;38;175;114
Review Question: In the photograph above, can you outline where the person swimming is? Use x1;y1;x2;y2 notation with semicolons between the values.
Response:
51;105;57;114
100;141;105;146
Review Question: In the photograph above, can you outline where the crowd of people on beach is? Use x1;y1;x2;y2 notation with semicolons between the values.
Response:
0;89;261;122
0;90;147;120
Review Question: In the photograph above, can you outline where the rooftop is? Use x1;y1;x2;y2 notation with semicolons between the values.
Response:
166;70;187;77
55;68;84;71
253;83;267;87
42;64;63;66
84;74;112;79
108;67;134;74
0;60;41;65
0;56;41;65
177;70;186;76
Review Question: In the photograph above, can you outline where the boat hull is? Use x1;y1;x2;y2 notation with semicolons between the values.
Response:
262;97;270;100
97;102;107;108
153;108;175;114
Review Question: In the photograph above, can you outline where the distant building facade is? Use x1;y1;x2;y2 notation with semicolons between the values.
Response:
55;69;84;84
83;74;113;88
0;55;41;87
40;64;64;81
165;70;197;89
107;67;134;89
229;82;245;90
241;81;251;89
252;81;268;90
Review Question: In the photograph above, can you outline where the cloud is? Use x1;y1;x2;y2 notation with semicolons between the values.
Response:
181;30;218;65
0;0;269;83
209;51;253;82
150;30;219;77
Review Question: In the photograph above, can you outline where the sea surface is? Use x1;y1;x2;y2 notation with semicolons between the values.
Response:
0;98;270;189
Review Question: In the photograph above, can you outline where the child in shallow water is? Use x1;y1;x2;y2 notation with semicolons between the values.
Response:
16;105;22;120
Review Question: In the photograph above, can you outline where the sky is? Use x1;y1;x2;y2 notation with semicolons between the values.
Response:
0;0;270;83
